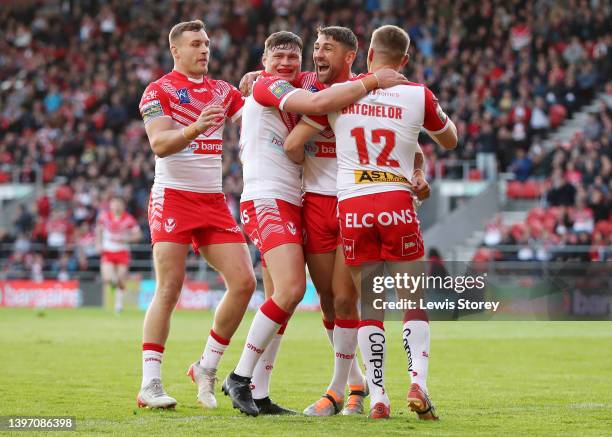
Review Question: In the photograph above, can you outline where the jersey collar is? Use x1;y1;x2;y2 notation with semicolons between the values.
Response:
170;69;205;84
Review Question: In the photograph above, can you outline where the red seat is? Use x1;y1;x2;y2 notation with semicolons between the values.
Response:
507;180;522;198
469;168;482;180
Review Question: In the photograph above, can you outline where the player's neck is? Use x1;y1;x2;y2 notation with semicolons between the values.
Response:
173;66;204;82
369;63;400;74
328;70;352;85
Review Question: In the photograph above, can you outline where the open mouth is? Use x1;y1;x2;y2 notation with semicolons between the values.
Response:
277;68;294;75
316;64;330;74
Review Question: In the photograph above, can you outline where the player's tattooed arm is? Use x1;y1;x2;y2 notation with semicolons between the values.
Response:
239;70;262;96
283;68;409;115
145;106;225;158
284;120;320;164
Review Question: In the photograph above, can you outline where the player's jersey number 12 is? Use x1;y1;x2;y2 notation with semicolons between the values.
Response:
350;127;399;167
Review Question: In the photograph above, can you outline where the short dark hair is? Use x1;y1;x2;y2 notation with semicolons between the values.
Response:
316;26;358;52
371;25;410;63
169;20;205;45
264;31;303;54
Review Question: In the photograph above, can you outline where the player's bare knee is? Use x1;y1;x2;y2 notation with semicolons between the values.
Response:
319;296;336;322
154;278;183;309
334;293;359;320
287;282;307;308
234;271;256;296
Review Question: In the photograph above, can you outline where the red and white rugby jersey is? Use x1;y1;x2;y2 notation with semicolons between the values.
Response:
299;72;338;196
139;70;244;193
239;71;307;206
304;75;449;201
97;210;139;252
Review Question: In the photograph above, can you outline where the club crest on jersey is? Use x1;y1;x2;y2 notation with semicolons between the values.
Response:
342;238;355;260
176;88;191;104
164;218;177;233
269;80;294;99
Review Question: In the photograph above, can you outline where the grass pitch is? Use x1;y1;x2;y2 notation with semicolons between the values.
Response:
1;308;611;436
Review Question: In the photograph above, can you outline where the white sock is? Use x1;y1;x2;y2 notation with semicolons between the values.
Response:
325;327;334;344
199;331;229;370
251;333;283;399
115;288;124;312
327;322;358;398
142;349;163;388
358;322;389;408
235;300;287;378
402;320;430;393
326;321;364;388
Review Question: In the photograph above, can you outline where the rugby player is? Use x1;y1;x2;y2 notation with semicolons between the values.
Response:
95;196;141;314
290;25;457;419
222;30;409;416
284;26;431;417
136;20;256;409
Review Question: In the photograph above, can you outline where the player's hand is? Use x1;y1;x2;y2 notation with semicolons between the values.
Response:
194;105;225;134
239;70;262;96
411;170;430;201
374;68;410;89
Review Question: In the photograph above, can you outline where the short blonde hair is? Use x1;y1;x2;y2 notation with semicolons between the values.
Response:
371;25;410;63
169;20;205;46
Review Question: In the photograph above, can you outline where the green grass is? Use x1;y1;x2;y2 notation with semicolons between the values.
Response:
1;308;611;436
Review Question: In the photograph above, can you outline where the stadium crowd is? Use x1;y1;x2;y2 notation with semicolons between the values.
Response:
478;96;611;262
0;0;611;277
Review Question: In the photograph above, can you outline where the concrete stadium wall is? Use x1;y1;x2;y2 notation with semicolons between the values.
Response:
422;181;499;259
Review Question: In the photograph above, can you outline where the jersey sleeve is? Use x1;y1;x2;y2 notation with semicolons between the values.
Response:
139;82;171;125
252;76;301;111
423;87;450;134
302;114;330;132
95;211;106;228
225;84;244;123
126;214;139;230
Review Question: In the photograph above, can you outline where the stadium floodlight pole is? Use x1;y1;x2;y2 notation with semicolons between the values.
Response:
135;19;257;410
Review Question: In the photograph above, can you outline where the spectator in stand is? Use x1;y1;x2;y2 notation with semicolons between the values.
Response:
508;148;532;182
0;1;610;273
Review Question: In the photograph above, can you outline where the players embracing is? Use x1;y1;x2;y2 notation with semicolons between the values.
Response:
285;25;458;419
222;30;409;416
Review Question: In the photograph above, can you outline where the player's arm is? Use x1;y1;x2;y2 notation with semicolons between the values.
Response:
239;70;262;96
144;107;225;158
127;224;142;243
95;221;103;253
429;119;457;150
411;145;430;201
283;69;409;115
423;87;457;150
283;120;321;164
139;83;225;158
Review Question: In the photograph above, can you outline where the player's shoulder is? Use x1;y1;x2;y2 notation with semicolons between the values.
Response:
296;71;322;91
147;71;176;89
254;74;290;88
205;77;239;93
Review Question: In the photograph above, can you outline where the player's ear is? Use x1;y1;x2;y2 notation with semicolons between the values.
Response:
170;43;180;60
346;50;356;65
400;54;409;68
